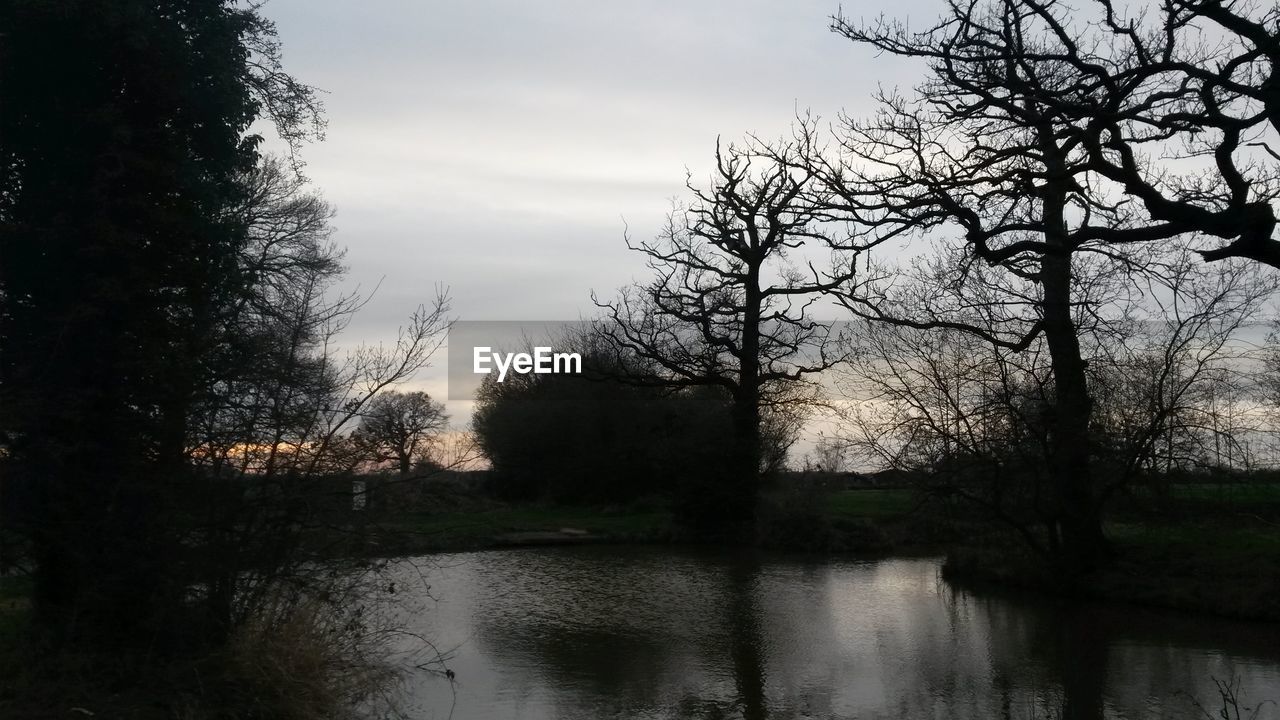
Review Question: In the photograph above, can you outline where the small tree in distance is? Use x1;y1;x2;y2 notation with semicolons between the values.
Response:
355;390;449;475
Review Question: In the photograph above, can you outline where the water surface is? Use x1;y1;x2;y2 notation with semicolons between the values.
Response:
388;546;1280;719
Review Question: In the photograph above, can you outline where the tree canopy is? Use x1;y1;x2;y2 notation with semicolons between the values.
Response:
0;0;327;643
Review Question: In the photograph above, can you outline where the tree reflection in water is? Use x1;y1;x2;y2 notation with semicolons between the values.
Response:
390;547;1280;719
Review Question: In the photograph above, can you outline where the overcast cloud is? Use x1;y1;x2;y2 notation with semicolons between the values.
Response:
259;0;941;442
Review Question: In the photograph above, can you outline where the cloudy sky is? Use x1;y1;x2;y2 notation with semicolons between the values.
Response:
260;0;939;443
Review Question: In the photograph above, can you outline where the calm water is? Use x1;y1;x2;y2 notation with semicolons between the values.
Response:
386;546;1280;720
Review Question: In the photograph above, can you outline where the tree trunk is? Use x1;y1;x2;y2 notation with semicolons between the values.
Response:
1038;150;1108;574
731;262;764;541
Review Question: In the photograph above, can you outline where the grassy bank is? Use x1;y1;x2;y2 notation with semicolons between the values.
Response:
1100;521;1280;620
361;487;948;555
943;484;1280;621
372;505;676;553
945;525;1280;621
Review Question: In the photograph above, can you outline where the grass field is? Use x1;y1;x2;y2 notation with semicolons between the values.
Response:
1166;482;1280;504
826;488;917;520
380;487;921;551
1096;519;1280;620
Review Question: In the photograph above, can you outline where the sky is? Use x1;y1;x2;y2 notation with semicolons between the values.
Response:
259;0;941;453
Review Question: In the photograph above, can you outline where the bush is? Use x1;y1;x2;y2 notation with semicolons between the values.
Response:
213;594;403;720
756;485;838;552
474;362;740;506
0;580;411;720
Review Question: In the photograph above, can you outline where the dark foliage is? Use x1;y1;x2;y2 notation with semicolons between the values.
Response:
472;351;736;509
1;0;264;643
0;0;338;652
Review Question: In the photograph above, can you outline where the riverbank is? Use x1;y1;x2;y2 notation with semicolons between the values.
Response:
359;487;950;556
4;484;1277;718
358;484;1280;623
941;482;1280;621
944;518;1280;622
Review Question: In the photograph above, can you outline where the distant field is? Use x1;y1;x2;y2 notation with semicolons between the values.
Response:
831;483;1280;513
384;488;922;550
378;482;1280;557
826;488;917;519
1109;519;1280;553
1166;482;1280;503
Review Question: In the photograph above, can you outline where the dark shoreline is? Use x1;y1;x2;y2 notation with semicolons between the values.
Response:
340;502;1280;625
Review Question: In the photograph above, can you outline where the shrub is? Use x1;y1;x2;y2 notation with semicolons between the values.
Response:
756;485;838;552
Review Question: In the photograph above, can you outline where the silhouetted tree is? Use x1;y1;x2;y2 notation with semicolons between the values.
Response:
791;0;1178;570
0;0;323;640
807;0;1280;570
834;243;1272;559
185;158;451;634
595;141;845;538
355;391;449;475
1034;0;1280;267
1088;256;1275;485
826;0;1280;273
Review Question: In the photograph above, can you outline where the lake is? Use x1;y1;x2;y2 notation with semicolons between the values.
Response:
386;546;1280;719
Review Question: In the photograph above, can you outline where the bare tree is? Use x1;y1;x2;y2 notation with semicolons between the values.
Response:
834;241;1274;559
784;0;1272;571
186;156;453;637
801;0;1280;570
594;140;847;536
1066;0;1280;267
832;256;1063;557
354;390;449;475
805;435;849;473
830;0;1280;268
1089;250;1276;489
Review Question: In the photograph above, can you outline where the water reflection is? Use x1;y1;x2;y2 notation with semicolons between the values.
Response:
391;547;1280;719
726;555;767;720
